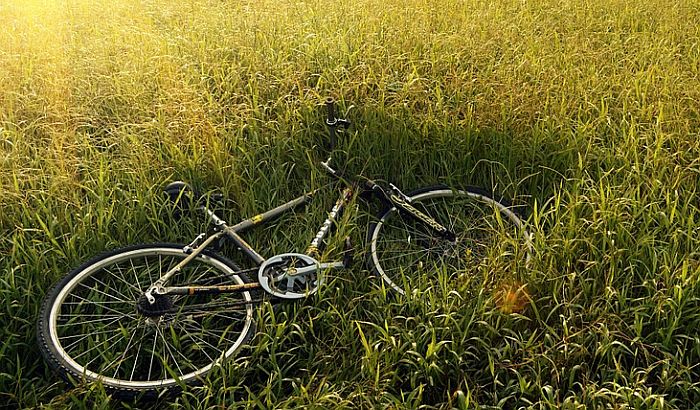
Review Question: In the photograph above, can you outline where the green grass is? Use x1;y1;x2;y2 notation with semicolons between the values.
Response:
1;0;699;407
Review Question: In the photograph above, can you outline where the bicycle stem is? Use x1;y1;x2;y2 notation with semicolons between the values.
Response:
323;97;350;173
325;97;338;153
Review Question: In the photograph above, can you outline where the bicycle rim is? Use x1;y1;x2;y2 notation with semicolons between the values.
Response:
42;245;255;393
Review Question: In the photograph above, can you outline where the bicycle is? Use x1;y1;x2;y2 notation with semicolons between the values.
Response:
37;98;534;398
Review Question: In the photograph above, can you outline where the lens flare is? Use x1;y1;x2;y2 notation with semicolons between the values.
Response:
495;281;530;314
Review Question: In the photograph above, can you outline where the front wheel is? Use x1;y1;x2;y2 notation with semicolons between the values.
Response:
369;186;533;295
37;243;258;398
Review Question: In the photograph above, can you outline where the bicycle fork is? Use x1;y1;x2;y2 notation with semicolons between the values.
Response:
388;193;457;242
369;180;457;243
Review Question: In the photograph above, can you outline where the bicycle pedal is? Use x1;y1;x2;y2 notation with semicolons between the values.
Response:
342;236;354;268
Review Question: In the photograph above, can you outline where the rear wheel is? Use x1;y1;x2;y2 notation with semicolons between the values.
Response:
369;186;533;295
37;243;258;398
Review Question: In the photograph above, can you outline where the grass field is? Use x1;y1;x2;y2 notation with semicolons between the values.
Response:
1;0;699;407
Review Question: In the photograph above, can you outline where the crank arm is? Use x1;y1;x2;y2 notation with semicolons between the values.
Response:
288;261;345;277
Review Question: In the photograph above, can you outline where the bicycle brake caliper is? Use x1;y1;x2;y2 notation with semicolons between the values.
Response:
183;233;206;254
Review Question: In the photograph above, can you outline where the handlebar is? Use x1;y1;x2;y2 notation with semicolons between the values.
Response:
323;97;351;152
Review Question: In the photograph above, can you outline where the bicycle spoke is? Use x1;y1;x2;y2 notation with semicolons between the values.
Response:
60;317;127;351
148;330;158;381
76;282;130;304
144;255;155;286
105;327;153;378
58;312;128;320
111;263;143;299
375;247;433;261
108;327;140;378
190;326;241;341
60;293;135;318
61;300;133;306
129;258;144;293
72;329;130;362
129;327;147;381
156;326;186;376
58;318;131;350
159;254;177;280
176;323;224;359
171;310;247;322
87;274;136;304
59;324;125;340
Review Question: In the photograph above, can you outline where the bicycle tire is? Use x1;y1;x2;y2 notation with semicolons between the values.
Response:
368;186;533;295
37;243;258;398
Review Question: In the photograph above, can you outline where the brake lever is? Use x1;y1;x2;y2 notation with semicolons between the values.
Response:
344;104;355;114
336;118;351;130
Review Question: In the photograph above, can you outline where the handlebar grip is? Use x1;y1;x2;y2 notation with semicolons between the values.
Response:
325;97;336;124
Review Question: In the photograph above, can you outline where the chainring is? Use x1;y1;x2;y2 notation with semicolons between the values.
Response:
258;253;323;299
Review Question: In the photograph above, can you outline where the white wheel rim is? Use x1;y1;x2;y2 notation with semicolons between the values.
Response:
48;247;254;390
370;189;533;295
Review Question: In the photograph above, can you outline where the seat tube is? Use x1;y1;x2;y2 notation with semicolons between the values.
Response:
306;187;353;258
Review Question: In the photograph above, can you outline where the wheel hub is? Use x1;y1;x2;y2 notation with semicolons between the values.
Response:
136;293;174;317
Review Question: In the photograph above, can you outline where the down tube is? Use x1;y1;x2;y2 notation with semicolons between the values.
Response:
305;187;353;257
